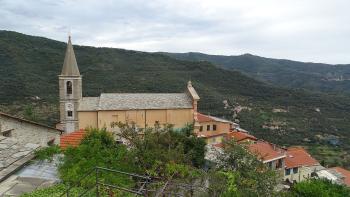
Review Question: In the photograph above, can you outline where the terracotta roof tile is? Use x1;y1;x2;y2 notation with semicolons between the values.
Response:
227;132;257;142
60;129;85;149
248;141;286;162
330;167;350;186
285;147;319;169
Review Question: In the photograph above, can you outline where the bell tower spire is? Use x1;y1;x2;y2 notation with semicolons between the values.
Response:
58;36;82;133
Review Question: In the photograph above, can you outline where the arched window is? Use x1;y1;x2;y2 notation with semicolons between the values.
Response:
66;81;72;95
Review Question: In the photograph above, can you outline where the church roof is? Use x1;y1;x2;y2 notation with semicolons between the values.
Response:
61;36;80;76
78;93;193;111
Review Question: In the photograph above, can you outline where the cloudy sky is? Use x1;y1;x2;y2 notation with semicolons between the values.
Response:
0;0;349;64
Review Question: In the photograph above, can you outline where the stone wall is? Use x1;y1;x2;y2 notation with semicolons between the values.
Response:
0;115;61;147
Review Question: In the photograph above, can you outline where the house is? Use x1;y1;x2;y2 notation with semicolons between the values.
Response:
195;113;237;144
329;167;350;187
57;36;200;133
0;112;62;146
317;167;350;187
248;141;286;172
284;147;322;183
0;112;62;183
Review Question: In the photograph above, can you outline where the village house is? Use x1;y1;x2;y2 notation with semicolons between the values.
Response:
284;147;322;183
248;141;286;173
316;167;350;187
0;112;62;184
195;113;238;144
57;36;200;134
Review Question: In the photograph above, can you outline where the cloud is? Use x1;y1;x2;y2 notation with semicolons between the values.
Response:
0;0;349;64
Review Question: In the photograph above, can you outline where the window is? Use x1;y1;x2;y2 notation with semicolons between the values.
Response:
66;81;72;95
199;126;203;132
47;139;55;146
276;158;283;169
213;124;217;131
293;167;298;174
67;110;73;117
285;169;291;176
2;129;12;137
207;125;210;131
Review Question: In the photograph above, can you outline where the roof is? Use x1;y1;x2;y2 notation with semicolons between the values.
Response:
187;81;200;100
78;97;100;111
330;167;350;186
285;147;319;169
227;131;257;142
197;113;234;124
0;136;40;181
78;93;193;111
60;36;80;76
248;141;286;163
196;131;227;138
60;129;85;149
0;112;63;133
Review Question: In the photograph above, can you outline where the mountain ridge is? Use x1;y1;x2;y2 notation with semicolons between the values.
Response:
1;30;350;167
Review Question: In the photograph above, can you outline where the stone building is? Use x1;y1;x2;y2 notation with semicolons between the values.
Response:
58;37;200;133
0;112;62;146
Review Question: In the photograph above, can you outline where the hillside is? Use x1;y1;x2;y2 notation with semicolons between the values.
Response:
1;30;350;167
164;52;350;94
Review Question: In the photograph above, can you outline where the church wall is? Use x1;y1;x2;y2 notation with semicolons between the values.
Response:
165;109;194;128
0;115;61;146
78;111;98;129
78;108;194;132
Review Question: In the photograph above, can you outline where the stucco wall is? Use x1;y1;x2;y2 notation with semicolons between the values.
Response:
284;165;322;183
0;115;61;147
199;121;231;133
205;135;224;144
78;111;98;129
78;108;193;131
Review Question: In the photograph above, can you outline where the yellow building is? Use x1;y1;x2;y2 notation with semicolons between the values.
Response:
196;113;237;144
58;36;200;133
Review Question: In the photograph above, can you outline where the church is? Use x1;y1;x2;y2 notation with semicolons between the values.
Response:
58;37;200;133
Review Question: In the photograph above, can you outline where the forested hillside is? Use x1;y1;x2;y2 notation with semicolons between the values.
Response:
164;52;350;94
1;30;350;167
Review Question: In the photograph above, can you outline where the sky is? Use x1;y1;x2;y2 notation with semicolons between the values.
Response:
0;0;349;64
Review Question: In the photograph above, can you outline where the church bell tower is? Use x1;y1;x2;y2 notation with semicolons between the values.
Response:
59;36;82;133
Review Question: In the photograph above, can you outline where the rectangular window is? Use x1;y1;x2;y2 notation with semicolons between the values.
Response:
67;111;73;117
199;126;203;132
213;124;217;131
2;129;12;137
293;167;298;174
285;169;291;176
207;125;210;131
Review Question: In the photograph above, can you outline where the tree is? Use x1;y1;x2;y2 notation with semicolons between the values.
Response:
58;128;138;188
207;140;280;196
290;179;350;197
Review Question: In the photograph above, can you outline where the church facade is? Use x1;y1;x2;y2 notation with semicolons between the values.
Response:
58;37;200;133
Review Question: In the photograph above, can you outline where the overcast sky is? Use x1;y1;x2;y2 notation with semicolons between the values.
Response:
0;0;349;64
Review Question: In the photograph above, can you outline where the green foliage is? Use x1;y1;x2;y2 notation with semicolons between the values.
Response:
58;128;137;188
24;105;38;121
115;123;206;179
207;140;280;196
34;145;61;161
290;179;350;197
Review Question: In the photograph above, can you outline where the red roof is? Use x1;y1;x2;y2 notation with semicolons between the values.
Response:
196;131;227;138
285;147;319;169
248;141;286;162
197;113;214;122
60;129;86;149
227;132;257;142
330;167;350;187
